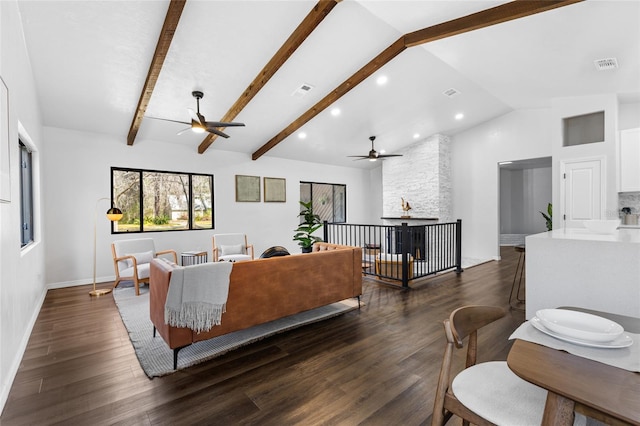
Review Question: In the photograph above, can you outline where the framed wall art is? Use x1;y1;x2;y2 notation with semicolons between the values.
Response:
264;177;286;202
235;175;260;202
0;75;10;203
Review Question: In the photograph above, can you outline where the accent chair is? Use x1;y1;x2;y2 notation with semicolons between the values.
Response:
112;238;177;296
212;233;254;262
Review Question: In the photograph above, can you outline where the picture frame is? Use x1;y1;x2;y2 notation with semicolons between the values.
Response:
235;175;260;202
0;75;10;203
264;177;286;202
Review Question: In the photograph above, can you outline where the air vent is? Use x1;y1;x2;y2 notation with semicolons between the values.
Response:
291;83;314;97
442;88;461;98
594;58;618;71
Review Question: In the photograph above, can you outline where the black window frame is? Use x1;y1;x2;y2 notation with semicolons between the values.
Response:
19;140;34;247
111;166;215;234
300;181;347;223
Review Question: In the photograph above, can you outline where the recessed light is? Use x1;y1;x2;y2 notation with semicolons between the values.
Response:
376;75;388;85
455;113;464;120
379;149;386;154
331;108;341;117
413;133;420;139
298;132;307;139
499;161;513;165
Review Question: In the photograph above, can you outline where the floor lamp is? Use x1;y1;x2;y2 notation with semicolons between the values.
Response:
91;197;123;297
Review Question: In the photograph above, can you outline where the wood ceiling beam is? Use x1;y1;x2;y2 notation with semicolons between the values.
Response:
252;0;583;160
404;0;584;47
127;0;186;146
197;0;342;154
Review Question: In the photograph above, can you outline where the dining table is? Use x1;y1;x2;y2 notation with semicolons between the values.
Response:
507;307;640;426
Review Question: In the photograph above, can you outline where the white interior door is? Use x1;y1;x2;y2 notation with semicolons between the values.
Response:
561;158;603;228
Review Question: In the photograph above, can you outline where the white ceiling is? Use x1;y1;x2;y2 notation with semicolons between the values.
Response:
17;0;640;169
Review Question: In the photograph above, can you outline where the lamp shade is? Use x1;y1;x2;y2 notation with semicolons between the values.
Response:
106;207;123;222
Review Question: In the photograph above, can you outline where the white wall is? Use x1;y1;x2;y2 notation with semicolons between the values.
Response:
0;0;47;413
43;126;375;287
367;165;383;224
451;108;553;261
619;102;640;131
551;94;619;225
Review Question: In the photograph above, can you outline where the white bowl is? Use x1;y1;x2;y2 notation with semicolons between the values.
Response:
583;219;620;234
536;309;624;342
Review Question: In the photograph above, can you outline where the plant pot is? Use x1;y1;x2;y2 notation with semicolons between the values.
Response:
301;246;313;253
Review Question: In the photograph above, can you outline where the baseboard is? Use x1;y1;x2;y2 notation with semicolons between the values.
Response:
47;274;116;290
0;286;47;416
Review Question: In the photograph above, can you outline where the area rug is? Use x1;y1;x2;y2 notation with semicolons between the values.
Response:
113;285;359;378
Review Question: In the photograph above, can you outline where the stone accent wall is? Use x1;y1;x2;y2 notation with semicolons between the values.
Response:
382;134;452;222
619;192;640;215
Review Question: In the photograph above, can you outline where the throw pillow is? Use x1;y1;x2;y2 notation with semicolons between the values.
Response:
125;250;154;268
220;244;244;256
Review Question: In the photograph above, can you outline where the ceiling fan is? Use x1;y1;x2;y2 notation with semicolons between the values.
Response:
348;136;402;161
150;91;245;138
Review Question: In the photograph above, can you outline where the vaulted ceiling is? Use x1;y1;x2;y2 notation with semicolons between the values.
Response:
17;0;640;169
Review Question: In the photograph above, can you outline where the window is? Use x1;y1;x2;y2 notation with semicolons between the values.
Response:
111;167;214;233
563;111;605;146
20;141;34;246
300;181;346;223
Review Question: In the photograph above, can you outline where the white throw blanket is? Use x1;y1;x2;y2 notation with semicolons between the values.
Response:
164;261;233;333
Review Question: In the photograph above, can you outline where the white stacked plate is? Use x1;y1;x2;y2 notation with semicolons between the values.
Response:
531;309;633;348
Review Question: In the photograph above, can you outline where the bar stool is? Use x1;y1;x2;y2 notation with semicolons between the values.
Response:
509;244;525;311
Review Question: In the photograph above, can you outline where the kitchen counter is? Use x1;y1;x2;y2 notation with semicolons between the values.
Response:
525;228;640;319
620;224;640;229
532;227;640;242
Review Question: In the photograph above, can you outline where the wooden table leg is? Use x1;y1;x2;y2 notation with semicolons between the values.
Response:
541;391;575;426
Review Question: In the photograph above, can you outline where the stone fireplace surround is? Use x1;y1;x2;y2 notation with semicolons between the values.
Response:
382;134;452;226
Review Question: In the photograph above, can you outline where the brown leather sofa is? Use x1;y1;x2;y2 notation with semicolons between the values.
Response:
150;242;362;369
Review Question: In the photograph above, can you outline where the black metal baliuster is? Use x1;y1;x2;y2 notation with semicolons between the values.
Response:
323;220;462;288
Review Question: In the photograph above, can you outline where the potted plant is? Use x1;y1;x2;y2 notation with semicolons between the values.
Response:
293;200;323;253
540;203;552;231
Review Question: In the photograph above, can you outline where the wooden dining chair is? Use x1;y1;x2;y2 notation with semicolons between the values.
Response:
431;305;548;426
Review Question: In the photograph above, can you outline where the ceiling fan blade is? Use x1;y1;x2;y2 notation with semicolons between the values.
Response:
347;135;402;160
187;108;202;124
146;116;190;126
206;127;230;138
204;121;246;128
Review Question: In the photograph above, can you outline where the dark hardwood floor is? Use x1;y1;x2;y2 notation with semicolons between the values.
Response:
1;247;525;425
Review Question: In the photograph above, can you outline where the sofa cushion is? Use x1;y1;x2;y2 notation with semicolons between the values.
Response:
125;250;154;268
